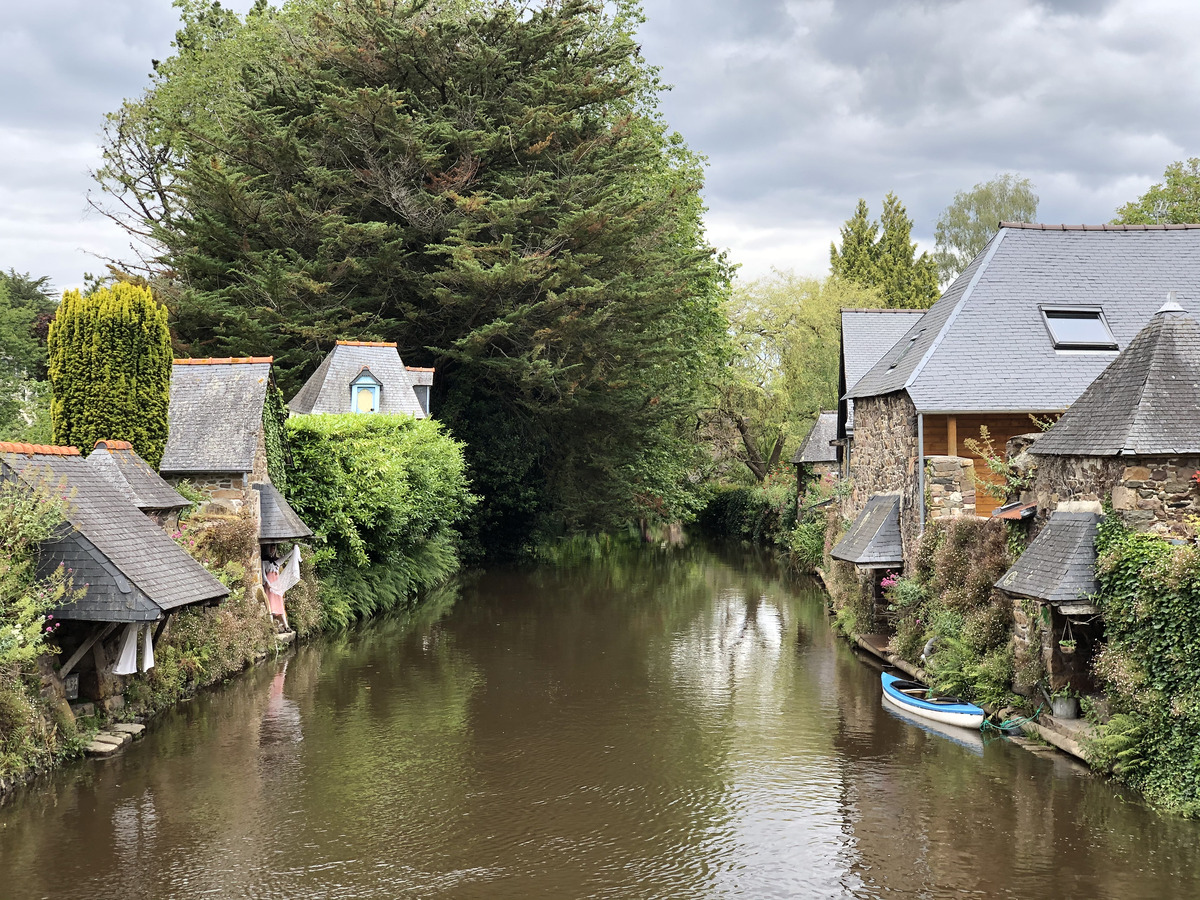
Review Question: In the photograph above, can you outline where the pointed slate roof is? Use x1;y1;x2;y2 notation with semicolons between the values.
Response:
1031;302;1200;456
840;309;925;433
254;482;313;543
1;443;229;623
847;225;1200;413
792;411;837;465
995;511;1101;609
87;440;188;512
289;341;425;418
161;358;273;475
830;494;903;568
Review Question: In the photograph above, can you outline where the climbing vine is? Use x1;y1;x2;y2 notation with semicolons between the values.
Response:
262;383;289;492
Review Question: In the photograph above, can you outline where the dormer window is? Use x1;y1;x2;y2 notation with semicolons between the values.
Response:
1041;307;1118;351
350;368;382;413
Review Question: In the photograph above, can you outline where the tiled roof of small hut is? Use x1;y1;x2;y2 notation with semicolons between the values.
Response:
830;494;903;568
1;443;228;622
87;440;188;511
840;309;925;432
254;482;313;543
160;358;273;474
847;226;1200;413
1031;301;1200;456
792;411;837;464
995;511;1101;608
289;341;426;417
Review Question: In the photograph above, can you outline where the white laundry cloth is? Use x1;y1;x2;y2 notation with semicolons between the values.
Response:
141;624;155;672
277;545;302;595
114;623;139;675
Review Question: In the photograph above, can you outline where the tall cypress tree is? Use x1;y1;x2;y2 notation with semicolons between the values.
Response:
830;193;939;309
47;283;171;465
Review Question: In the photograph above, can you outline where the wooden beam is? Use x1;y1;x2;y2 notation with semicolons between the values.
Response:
948;415;958;457
58;623;116;679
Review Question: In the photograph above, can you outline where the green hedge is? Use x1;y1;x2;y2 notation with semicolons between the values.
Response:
285;414;476;628
697;474;798;545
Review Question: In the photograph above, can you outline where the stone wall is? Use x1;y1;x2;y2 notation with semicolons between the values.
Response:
166;472;252;515
1035;453;1200;536
846;392;921;570
926;456;976;520
1009;592;1096;695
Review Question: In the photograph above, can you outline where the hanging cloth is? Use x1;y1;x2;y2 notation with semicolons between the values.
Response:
113;623;139;676
277;545;302;595
141;624;155;672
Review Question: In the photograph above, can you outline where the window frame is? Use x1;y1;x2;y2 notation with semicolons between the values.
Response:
350;372;382;413
1039;305;1118;352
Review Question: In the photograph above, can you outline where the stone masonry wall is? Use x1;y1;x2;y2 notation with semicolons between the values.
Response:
846;392;921;571
926;455;976;520
1035;454;1200;536
165;472;249;514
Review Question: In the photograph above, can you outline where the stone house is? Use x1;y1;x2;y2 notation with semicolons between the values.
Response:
1;442;229;708
1028;298;1200;538
160;357;275;513
289;340;430;418
836;308;925;476
792;410;837;481
840;223;1200;571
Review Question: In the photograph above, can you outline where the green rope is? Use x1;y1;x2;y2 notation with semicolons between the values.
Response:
980;706;1045;734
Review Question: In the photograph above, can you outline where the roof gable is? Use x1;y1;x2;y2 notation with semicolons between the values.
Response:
1;445;228;621
1032;304;1200;456
254;482;313;543
995;511;1100;605
161;359;272;474
847;226;1200;413
840;309;925;433
88;440;188;511
830;494;903;567
289;342;425;417
792;411;837;464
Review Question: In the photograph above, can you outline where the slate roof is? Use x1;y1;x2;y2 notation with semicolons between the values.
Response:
87;440;188;511
847;225;1200;413
289;341;426;417
161;358;273;474
1;444;229;623
830;494;903;567
995;511;1101;607
840;309;925;433
792;411;837;464
254;482;313;543
1031;302;1200;456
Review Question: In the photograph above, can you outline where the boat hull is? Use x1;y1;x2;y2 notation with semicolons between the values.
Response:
881;672;985;729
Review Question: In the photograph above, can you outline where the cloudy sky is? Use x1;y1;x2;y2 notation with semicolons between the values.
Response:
3;0;1199;291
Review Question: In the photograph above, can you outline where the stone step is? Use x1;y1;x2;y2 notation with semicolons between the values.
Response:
109;723;146;739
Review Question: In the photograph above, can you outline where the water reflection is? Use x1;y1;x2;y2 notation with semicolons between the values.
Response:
1;543;1198;899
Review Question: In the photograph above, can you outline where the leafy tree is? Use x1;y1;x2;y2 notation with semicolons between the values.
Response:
830;193;938;309
47;283;171;464
94;0;729;554
1113;158;1200;225
934;174;1038;283
706;272;883;481
0;272;56;443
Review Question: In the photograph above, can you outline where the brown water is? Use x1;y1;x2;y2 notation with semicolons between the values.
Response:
2;542;1199;899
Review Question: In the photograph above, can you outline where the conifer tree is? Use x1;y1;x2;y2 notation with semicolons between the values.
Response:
47;283;171;465
830;194;939;309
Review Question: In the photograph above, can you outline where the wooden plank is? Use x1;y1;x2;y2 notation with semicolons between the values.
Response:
947;416;957;457
58;623;116;679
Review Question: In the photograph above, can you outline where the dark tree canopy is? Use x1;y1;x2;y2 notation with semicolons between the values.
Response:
830;193;938;309
96;0;729;554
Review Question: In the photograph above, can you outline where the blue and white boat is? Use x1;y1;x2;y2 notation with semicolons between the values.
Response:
880;671;986;729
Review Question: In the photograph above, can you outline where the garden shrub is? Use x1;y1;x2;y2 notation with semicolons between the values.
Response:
285;414;475;628
698;471;798;546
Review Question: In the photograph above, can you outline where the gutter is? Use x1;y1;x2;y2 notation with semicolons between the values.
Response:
917;412;925;536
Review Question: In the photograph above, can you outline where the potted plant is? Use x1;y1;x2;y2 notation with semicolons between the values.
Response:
1050;690;1079;720
1058;638;1077;656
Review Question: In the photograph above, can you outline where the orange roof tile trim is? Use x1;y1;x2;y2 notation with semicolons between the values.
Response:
337;340;397;348
173;357;274;365
405;366;436;372
0;442;81;456
94;440;133;450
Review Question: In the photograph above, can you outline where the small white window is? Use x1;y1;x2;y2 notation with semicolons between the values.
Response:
1041;308;1117;351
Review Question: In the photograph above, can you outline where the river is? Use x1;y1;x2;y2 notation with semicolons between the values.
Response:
2;541;1198;898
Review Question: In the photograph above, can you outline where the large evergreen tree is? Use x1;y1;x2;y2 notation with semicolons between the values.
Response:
95;0;728;553
830;193;938;309
47;283;171;465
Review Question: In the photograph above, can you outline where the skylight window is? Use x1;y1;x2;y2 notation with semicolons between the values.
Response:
1042;308;1117;351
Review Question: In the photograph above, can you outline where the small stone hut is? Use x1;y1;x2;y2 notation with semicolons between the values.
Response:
289;340;430;418
1031;298;1200;537
160;357;275;512
87;439;189;528
1;442;229;708
792;411;837;480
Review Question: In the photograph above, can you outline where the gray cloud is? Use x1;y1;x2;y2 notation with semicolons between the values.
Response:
2;0;1198;289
